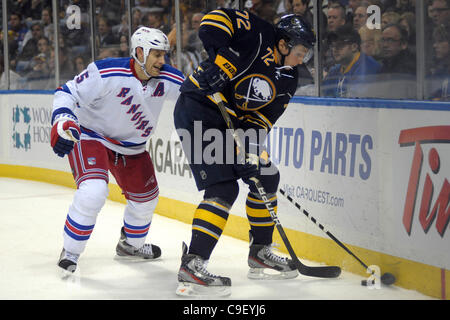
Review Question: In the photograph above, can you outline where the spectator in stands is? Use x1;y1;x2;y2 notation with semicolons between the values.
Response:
73;55;89;75
327;3;348;32
119;34;129;58
28;0;51;21
185;12;205;58
292;0;313;26
429;0;450;28
359;24;383;61
348;0;363;22
132;8;143;32
374;23;416;99
18;22;43;63
8;12;29;53
323;3;349;74
353;2;369;31
398;11;415;51
97;16;118;47
380;23;415;74
49;46;74;86
113;14;130;39
428;24;450;100
25;36;52;89
41;7;53;40
322;24;381;97
144;8;170;34
431;24;450;75
0;29;19;64
168;44;200;76
381;11;400;29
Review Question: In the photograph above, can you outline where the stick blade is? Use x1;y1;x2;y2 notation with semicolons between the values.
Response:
298;265;342;278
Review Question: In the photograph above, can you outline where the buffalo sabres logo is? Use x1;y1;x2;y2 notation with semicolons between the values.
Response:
234;74;276;111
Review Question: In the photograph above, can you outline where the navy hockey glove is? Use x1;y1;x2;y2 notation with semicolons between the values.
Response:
50;114;80;157
234;153;260;179
194;61;230;96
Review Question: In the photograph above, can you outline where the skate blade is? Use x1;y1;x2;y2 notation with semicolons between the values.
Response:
114;254;161;262
247;267;298;280
176;282;231;297
58;265;77;280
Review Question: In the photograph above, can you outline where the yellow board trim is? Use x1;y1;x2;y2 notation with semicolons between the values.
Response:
0;164;447;300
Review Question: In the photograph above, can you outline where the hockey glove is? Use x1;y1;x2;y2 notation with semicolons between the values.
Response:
234;153;260;179
193;61;230;96
50;114;80;157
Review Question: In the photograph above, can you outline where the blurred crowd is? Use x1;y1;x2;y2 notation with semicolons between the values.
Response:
0;0;448;100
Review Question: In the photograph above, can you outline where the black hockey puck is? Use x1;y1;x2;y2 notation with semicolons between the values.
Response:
381;272;396;285
361;273;396;286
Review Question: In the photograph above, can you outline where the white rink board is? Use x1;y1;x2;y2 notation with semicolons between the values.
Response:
1;93;449;271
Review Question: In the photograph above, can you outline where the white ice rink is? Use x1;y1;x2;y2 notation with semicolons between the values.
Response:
0;177;434;301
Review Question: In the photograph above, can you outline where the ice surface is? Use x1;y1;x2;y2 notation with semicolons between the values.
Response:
0;178;433;301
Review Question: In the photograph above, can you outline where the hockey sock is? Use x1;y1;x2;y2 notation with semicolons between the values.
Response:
246;194;276;245
122;199;156;248
63;212;95;254
189;199;230;260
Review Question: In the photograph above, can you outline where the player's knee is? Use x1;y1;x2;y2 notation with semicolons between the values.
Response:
73;179;109;214
204;180;239;208
248;166;280;195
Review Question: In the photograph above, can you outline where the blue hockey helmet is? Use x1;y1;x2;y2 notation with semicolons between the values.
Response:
275;14;315;64
275;14;315;49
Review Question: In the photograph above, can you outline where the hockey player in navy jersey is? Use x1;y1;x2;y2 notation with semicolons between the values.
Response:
173;9;315;296
51;27;184;274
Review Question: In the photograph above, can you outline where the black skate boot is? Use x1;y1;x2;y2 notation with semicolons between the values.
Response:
176;242;231;297
58;248;79;274
248;232;298;280
115;227;161;260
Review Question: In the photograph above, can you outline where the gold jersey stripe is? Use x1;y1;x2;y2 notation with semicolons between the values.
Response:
200;21;232;37
203;10;234;34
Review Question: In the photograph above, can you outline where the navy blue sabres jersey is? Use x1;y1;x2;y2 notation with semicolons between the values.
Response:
181;8;298;134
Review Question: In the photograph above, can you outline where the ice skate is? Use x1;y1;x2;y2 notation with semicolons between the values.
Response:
115;227;161;260
176;242;231;297
248;232;298;280
58;248;79;276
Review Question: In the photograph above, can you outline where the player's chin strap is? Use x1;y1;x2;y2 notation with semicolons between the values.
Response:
276;43;290;66
135;58;152;79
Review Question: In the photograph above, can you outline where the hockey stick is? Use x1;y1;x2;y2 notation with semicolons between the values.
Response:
211;92;341;279
278;189;396;285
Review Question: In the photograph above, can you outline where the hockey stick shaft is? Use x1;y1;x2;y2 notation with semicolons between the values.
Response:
211;93;340;278
279;189;370;270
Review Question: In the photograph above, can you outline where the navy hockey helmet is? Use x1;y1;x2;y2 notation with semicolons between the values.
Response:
275;14;315;49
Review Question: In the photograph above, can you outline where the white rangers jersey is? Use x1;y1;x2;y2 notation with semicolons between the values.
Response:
52;57;184;155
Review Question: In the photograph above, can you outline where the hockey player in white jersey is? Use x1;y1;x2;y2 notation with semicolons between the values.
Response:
51;27;184;274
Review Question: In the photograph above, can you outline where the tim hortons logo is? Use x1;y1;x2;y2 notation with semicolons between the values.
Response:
399;126;450;237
